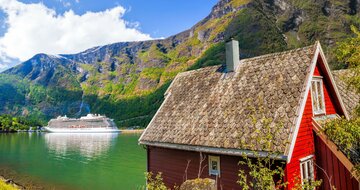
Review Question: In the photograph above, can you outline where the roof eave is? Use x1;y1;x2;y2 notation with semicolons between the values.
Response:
140;140;288;161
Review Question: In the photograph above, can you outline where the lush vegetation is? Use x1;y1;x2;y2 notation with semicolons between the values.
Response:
0;115;40;132
324;118;360;177
324;25;360;177
335;25;360;94
0;72;86;125
0;180;17;190
145;172;167;190
87;82;171;128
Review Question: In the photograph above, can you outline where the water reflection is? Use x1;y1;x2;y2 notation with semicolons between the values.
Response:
44;133;118;159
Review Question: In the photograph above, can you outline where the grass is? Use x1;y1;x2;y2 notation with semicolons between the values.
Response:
0;181;17;190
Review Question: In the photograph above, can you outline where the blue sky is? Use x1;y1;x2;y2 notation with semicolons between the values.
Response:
0;0;218;71
9;0;218;38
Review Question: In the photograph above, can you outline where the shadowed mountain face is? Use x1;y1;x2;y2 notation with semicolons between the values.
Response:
1;0;359;127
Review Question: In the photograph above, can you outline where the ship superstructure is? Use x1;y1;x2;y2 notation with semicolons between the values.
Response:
44;114;120;133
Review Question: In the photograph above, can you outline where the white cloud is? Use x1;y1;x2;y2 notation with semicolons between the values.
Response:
0;0;152;68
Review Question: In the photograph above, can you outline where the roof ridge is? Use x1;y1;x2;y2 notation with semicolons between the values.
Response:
177;65;221;77
177;43;317;78
241;44;316;63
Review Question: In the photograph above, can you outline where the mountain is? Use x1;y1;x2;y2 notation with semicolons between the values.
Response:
1;0;359;127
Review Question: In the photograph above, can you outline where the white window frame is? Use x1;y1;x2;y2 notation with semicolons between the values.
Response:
300;155;315;186
208;155;220;176
311;77;326;115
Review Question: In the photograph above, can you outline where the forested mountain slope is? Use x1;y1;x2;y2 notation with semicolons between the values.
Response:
1;0;359;127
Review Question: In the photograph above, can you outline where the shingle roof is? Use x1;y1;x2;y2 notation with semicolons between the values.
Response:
332;69;360;118
139;44;317;155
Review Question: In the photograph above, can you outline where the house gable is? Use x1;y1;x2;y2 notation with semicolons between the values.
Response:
286;42;349;163
285;43;349;189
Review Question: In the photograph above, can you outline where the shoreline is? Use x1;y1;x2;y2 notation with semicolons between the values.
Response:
120;129;144;134
0;175;24;190
1;130;144;134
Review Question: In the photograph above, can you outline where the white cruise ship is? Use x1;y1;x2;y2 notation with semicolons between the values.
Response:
44;114;120;133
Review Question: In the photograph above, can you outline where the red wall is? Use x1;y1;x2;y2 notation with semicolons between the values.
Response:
314;134;359;190
285;62;339;189
148;146;249;190
285;91;316;189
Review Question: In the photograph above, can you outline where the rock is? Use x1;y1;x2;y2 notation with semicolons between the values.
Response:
5;179;14;184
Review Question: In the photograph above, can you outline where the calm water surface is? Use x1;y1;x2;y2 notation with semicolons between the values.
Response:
0;133;146;190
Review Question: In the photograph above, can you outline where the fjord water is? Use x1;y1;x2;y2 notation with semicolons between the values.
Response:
0;133;146;190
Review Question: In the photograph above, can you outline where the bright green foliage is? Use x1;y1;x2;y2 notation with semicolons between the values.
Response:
188;43;225;70
145;172;168;190
229;0;251;7
28;85;47;104
335;25;360;112
138;44;170;64
0;180;17;190
87;82;170;128
0;74;27;106
330;25;360;177
293;178;323;190
238;155;287;190
0;114;40;132
0;73;82;125
324;118;360;177
336;26;360;69
140;68;164;81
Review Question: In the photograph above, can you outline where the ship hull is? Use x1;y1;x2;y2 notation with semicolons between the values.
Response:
43;127;120;133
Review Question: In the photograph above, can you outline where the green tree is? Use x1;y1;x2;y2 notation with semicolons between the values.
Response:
330;25;360;178
0;115;33;132
336;25;360;70
145;172;168;190
335;25;360;113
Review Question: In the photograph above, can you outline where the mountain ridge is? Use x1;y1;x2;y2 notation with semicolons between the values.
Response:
0;0;359;127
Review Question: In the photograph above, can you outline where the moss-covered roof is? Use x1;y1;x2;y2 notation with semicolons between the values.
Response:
332;69;360;118
140;44;318;155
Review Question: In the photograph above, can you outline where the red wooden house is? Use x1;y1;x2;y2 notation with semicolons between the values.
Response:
139;40;360;190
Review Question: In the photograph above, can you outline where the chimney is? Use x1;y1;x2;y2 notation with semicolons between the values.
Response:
225;39;239;72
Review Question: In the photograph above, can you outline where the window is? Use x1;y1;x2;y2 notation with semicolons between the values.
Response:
300;156;315;186
311;78;325;115
208;156;220;176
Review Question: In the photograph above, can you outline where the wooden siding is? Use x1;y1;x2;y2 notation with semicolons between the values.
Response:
148;146;250;190
285;59;340;189
314;134;359;190
285;91;316;189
